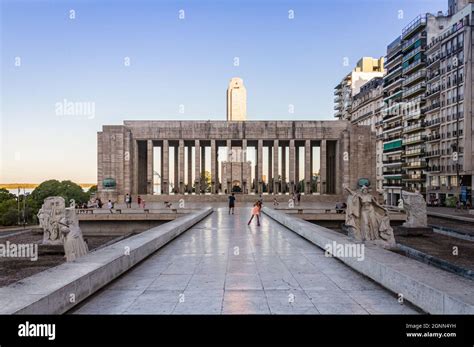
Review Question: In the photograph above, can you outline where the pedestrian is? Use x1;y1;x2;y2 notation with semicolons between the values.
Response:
142;199;146;209
248;202;261;226
297;192;301;206
107;200;113;213
455;199;461;212
273;197;279;206
137;195;142;208
228;193;236;215
125;193;131;208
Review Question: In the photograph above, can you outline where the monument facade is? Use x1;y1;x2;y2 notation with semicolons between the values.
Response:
97;120;376;200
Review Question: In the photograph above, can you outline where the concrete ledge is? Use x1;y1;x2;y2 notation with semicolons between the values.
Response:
263;207;474;314
428;211;474;223
0;207;212;314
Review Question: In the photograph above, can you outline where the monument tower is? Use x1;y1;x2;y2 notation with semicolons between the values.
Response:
226;77;247;121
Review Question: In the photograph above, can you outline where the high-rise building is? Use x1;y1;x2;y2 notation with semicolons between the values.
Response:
399;13;450;196
334;57;385;120
425;2;473;205
382;37;404;205
350;77;385;194
226;77;247;121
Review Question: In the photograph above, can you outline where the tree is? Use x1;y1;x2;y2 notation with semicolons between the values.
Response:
0;199;19;226
0;188;16;203
30;180;89;209
88;185;98;195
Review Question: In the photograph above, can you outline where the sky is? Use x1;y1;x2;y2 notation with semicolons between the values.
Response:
0;0;447;183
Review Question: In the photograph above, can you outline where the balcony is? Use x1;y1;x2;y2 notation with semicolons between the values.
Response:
402;174;425;181
402;32;426;52
423;102;440;113
382;157;403;164
403;136;426;145
404;148;425;157
426;165;441;172
425;149;440;157
402;69;426;87
426;134;441;142
425;118;440;127
402;15;426;40
403;122;423;134
402;58;426;75
402;161;427;169
383;121;403;131
383;168;403;175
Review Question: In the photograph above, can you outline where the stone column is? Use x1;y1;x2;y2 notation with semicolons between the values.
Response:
179;140;185;194
295;144;300;192
211;140;217;194
281;144;286;194
342;131;350;193
194;140;200;195
162;140;169;195
174;144;179;194
304;140;311;194
227;140;232;194
289;140;295;194
187;145;192;194
132;139;139;195
273;140;279;194
242;139;247;193
320;139;327;194
124;131;131;195
335;140;341;195
257;140;263;194
268;144;273;193
147;140;154;195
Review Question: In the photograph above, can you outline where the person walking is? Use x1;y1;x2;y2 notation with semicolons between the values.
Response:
137;195;142;208
125;193;131;208
248;202;261;226
107;200;113;213
297;192;301;206
228;193;236;215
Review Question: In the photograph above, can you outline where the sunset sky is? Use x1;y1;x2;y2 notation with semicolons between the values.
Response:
1;0;446;183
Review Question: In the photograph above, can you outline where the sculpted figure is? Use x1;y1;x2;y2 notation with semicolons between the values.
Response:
38;197;65;245
402;190;428;228
345;186;395;246
59;207;88;261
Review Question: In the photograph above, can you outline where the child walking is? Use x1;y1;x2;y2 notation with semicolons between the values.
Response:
248;202;261;226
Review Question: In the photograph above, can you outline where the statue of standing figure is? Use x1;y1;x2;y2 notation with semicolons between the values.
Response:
344;186;396;247
59;207;89;262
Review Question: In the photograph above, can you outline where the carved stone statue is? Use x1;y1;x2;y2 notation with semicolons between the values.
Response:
37;196;88;261
401;190;427;228
59;207;89;261
397;198;404;210
37;196;66;245
344;186;396;247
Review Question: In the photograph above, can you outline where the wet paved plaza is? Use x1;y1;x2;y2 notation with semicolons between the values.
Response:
73;206;420;314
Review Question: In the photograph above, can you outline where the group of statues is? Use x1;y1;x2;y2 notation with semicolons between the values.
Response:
37;197;88;261
343;184;428;247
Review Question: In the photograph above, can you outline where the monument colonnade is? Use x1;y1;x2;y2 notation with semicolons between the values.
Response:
97;121;376;200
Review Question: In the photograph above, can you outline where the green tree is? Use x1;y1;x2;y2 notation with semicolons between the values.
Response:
30;180;89;209
0;188;16;203
0;199;19;226
88;185;98;195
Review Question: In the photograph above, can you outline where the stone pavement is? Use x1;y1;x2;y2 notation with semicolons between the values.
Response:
72;206;419;314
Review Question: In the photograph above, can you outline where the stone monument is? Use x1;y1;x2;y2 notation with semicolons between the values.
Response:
401;190;428;228
37;196;89;261
394;190;431;236
344;186;396;248
37;196;66;245
59;207;89;262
